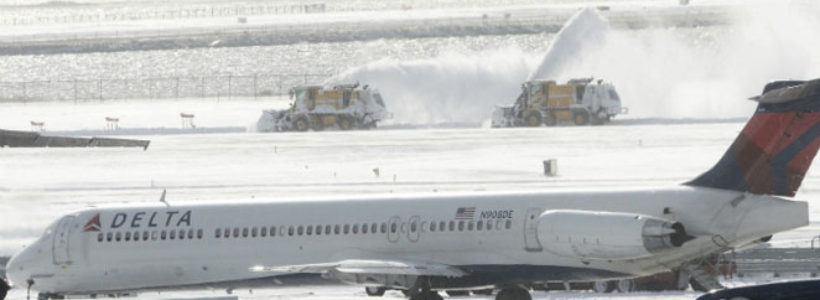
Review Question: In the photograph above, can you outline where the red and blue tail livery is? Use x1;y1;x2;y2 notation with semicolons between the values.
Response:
688;79;820;197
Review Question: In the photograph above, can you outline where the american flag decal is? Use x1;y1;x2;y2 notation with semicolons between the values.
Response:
455;207;476;220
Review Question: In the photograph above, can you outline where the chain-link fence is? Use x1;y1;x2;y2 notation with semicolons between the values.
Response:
0;73;331;102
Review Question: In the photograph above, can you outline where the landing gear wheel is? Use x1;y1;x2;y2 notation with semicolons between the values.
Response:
293;116;310;132
616;279;635;293
338;115;354;130
573;110;590;126
524;111;542;127
593;280;615;293
0;278;9;300
409;291;442;300
689;278;709;292
495;286;531;300
445;290;469;297
365;286;386;297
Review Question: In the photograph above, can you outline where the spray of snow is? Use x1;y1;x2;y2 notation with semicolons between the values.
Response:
528;7;610;82
326;1;820;124
326;49;535;124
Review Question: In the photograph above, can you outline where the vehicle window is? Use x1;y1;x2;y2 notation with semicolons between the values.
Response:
373;93;385;107
440;221;446;232
252;227;258;237
143;231;149;240
506;220;512;230
449;221;455;231
390;222;397;233
371;223;378;234
215;228;221;238
115;232;122;241
477;220;483;231
196;229;203;239
233;228;239;238
161;230;167;240
178;230;184;240
410;221;417;232
352;224;358;234
288;226;294;236
609;90;620;101
270;226;276;237
297;226;304;236
362;223;368;234
344;224;350;234
260;227;267;237
124;231;131;241
326;225;332;235
468;221;474;231
458;221;464;231
151;231;158;240
242;227;249;238
306;225;313;235
315;225;322;236
98;233;104;242
224;228;231;238
169;230;176;240
381;223;387;233
334;224;341;235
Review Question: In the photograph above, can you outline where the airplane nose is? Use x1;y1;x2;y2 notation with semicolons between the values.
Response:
6;248;31;289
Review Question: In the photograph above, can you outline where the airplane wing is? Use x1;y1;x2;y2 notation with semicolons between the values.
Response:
250;259;468;277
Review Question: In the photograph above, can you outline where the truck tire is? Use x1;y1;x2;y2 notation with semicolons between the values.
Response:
524;111;542;127
573;110;589;126
591;109;607;125
338;115;354;130
293;116;310;132
311;116;324;131
593;281;615;293
544;112;557;126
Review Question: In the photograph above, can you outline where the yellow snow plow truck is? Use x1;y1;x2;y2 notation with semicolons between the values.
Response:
491;78;626;127
256;83;390;132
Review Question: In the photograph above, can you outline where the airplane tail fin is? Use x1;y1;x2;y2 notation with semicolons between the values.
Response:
686;79;820;197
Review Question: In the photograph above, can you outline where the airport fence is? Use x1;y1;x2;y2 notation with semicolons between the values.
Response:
0;73;332;103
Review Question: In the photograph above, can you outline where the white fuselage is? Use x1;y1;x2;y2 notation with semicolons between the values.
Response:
6;186;807;295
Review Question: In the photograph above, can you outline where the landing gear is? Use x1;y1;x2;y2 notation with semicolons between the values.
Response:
593;280;615;293
0;278;9;300
365;286;386;297
616;279;635;293
495;286;531;300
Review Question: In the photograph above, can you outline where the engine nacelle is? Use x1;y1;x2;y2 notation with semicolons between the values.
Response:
537;210;693;260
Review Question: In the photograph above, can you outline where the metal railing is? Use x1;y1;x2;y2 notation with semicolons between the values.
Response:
0;73;331;103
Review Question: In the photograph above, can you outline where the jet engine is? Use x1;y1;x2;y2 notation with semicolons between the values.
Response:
537;210;693;260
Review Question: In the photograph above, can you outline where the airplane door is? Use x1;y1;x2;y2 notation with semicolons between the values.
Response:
53;216;75;265
407;216;420;243
524;208;543;252
387;216;401;243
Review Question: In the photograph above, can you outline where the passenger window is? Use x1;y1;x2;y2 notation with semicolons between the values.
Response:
439;221;445;232
224;228;231;238
124;232;131;241
169;230;176;240
410;221;417;232
215;228;222;238
430;222;436;232
380;223;387;233
252;227;258;237
280;226;286;236
271;226;277;237
362;223;368;234
179;230;186;240
233;228;240;238
306;225;313;236
344;224;350;234
487;221;493;231
106;232;113;242
371;223;378;234
133;231;140;241
288;226;294;236
506;220;512;229
143;231;149;241
334;225;341;235
115;232;122;241
297;226;304;236
98;233;104;242
352;224;358;234
449;221;455;231
161;230;167;240
496;220;503;230
151;231;158;240
242;228;249;238
390;222;397;233
468;221;474;231
261;227;267;237
197;229;203;239
458;221;464;231
477;220;483;231
325;225;331;235
315;225;322;236
188;229;194;239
